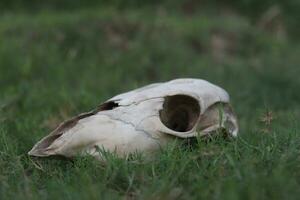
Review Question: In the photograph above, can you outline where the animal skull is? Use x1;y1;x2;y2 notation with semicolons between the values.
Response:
28;79;238;159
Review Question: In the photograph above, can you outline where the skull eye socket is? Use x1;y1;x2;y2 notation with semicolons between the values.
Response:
159;95;200;132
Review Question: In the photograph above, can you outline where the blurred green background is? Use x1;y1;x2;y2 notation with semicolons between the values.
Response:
0;1;300;199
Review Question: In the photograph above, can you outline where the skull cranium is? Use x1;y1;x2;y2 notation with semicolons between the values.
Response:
28;78;238;159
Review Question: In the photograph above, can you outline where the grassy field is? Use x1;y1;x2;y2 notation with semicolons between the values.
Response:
0;4;300;200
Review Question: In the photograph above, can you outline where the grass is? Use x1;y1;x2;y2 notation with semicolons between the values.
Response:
0;5;300;199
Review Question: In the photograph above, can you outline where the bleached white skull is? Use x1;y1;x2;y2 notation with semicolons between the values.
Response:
28;78;238;159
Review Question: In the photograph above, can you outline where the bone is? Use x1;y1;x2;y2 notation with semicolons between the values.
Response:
28;78;238;160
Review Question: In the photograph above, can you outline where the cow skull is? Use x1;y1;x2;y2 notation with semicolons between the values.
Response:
28;79;238;160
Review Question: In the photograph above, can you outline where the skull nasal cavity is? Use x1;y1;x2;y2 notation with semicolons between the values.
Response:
159;95;200;132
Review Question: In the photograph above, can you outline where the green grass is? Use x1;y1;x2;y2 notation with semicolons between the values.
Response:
1;6;300;200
